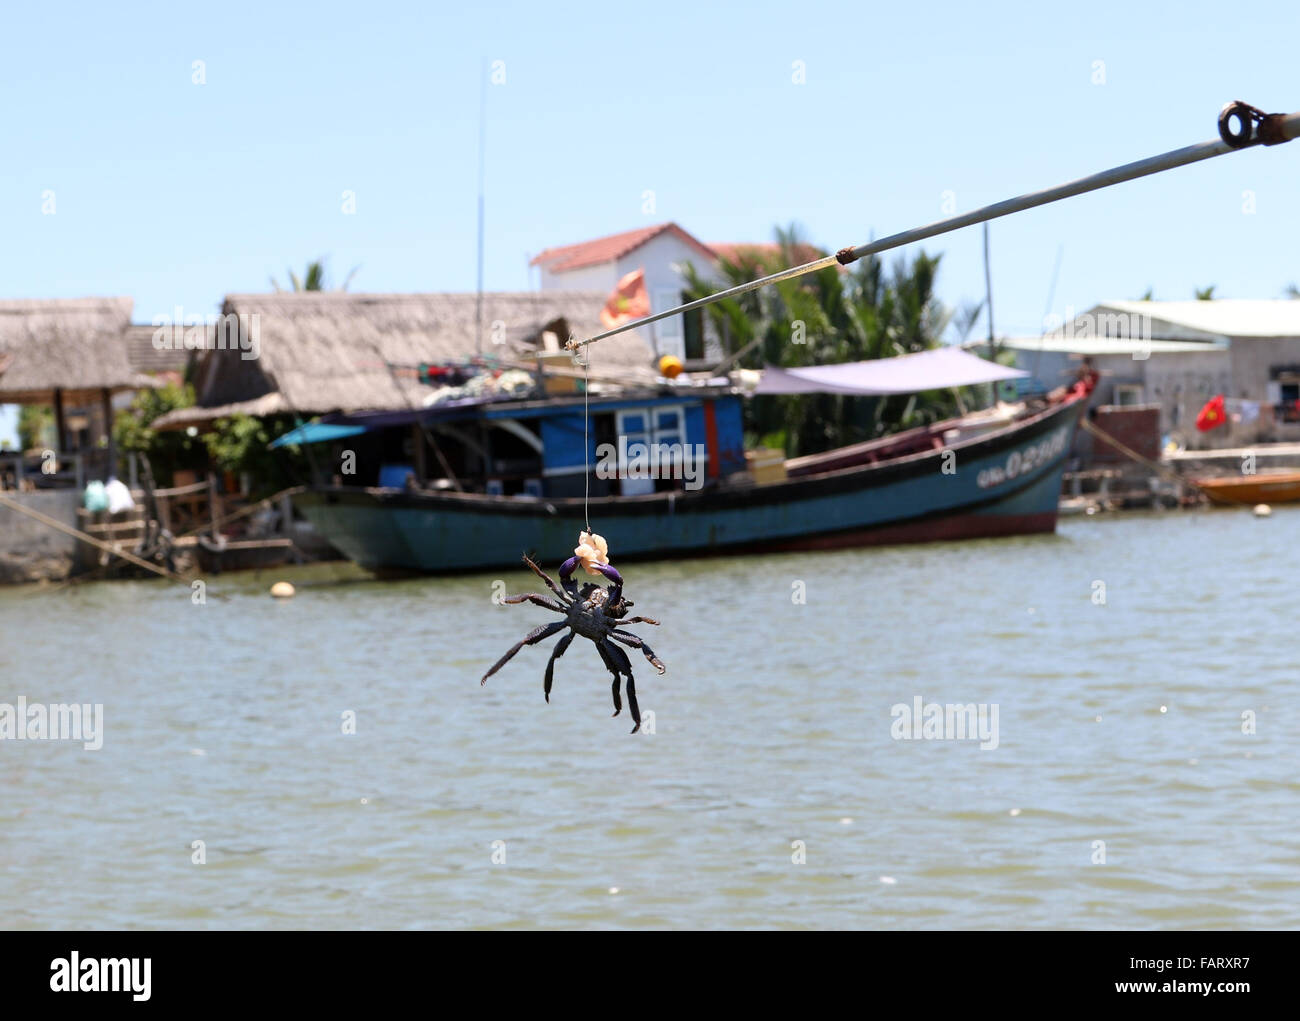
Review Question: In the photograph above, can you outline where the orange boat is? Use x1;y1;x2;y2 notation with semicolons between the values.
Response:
1194;471;1300;505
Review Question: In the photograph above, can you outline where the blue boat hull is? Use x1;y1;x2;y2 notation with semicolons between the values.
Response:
294;394;1085;572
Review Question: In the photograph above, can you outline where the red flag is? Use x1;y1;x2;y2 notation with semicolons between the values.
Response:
599;268;650;329
1196;394;1227;431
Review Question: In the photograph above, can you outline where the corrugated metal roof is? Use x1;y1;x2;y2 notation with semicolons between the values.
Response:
1100;300;1300;338
994;336;1229;355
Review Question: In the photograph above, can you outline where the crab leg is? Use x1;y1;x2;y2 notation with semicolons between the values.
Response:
523;554;571;603
603;641;640;733
610;630;665;675
481;620;567;685
596;639;623;716
625;672;640;734
503;593;567;613
618;616;660;626
543;631;575;703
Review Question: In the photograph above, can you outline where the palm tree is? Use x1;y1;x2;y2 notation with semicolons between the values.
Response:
949;300;985;345
1194;285;1216;300
682;225;969;456
270;258;359;293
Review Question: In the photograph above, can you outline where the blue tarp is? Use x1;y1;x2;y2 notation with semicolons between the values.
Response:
269;422;368;449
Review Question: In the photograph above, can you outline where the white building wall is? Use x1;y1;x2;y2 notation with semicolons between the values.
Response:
613;233;720;361
1096;349;1231;442
537;262;618;293
538;230;729;363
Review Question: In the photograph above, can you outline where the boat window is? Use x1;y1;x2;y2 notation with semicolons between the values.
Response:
616;406;686;452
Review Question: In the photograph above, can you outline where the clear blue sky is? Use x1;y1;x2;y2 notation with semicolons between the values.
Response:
2;0;1298;343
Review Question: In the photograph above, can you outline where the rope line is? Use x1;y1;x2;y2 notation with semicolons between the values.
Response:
581;339;591;533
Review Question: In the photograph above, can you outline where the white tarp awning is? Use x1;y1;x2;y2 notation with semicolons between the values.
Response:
754;346;1028;396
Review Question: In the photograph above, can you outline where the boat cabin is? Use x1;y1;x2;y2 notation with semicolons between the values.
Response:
282;388;748;498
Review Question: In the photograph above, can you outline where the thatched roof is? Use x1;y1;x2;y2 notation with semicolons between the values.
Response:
125;323;202;376
0;297;148;403
156;290;656;427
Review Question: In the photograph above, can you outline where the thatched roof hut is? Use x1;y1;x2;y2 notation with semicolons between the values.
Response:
155;290;655;429
0;297;145;404
124;323;203;377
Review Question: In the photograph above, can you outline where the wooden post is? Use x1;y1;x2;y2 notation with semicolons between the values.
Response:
412;423;427;485
279;493;293;536
207;471;221;537
101;387;116;480
53;388;67;459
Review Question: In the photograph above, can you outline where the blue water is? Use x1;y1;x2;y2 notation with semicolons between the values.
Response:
0;507;1296;928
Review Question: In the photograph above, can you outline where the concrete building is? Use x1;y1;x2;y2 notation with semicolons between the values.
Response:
998;300;1300;450
531;222;751;364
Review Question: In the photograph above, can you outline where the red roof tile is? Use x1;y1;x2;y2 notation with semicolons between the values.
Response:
531;222;716;273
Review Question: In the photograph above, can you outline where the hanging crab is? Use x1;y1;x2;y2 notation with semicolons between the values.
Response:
481;550;665;733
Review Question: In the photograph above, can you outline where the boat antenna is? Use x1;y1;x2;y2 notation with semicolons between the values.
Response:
983;222;996;406
567;102;1300;355
1032;244;1066;385
475;59;487;357
983;223;995;357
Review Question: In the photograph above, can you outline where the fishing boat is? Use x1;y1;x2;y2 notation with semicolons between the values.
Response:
1193;471;1300;505
287;349;1094;572
273;102;1295;573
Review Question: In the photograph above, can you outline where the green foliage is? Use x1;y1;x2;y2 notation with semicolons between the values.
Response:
1194;285;1216;301
18;405;55;451
202;414;308;498
682;224;980;457
112;382;205;483
270;257;360;293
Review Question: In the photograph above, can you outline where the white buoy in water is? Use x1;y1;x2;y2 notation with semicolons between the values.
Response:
270;581;295;598
1254;503;1272;517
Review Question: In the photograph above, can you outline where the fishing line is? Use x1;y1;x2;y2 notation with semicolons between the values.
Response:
582;339;591;533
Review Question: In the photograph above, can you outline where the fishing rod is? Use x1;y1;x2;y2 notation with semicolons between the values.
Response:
567;101;1300;354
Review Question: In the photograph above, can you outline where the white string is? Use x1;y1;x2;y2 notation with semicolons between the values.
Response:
581;340;591;534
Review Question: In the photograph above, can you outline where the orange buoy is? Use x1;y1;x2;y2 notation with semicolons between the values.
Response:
658;355;684;379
